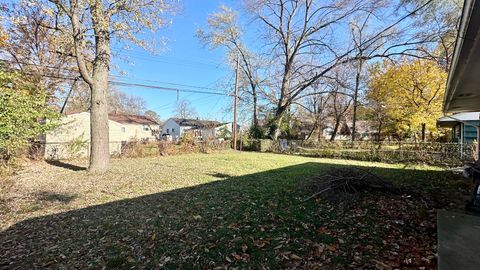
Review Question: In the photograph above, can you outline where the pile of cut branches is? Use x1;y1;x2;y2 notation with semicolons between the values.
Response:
304;167;423;203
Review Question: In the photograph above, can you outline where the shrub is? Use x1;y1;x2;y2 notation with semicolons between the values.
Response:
243;139;472;167
179;132;196;146
119;137;231;158
66;136;89;158
120;140;158;158
0;70;59;169
157;141;178;156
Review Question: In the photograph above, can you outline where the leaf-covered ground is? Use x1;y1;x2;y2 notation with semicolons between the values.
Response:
0;151;468;269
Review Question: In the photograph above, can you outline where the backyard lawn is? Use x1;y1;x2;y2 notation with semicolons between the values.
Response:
0;151;468;269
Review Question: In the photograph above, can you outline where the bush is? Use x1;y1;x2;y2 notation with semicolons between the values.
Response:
120;140;158;158
249;124;265;139
119;138;231;158
66;136;89;158
157;141;179;156
0;70;59;170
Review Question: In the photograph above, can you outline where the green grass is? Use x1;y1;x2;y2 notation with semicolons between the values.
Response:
0;151;467;269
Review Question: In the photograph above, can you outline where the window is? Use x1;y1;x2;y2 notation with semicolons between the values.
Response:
166;128;170;133
143;125;149;131
172;128;175;133
121;127;126;133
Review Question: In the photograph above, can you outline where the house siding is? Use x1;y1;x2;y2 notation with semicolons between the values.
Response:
45;112;160;160
161;119;182;140
121;123;159;142
463;121;479;143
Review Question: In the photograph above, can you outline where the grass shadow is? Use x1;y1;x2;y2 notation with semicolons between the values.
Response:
35;191;78;204
0;161;466;269
207;172;233;178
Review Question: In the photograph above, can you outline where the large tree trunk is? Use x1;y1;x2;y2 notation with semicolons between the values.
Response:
270;110;285;140
330;119;340;141
269;54;292;140
89;75;110;172
88;13;111;173
269;96;289;140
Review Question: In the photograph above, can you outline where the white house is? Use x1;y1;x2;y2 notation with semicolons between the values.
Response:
44;111;161;159
161;118;234;141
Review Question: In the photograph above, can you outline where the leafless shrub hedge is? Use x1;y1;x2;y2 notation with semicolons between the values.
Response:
243;139;475;167
119;138;231;158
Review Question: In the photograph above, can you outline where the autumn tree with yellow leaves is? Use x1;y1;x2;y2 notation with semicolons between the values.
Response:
367;60;447;141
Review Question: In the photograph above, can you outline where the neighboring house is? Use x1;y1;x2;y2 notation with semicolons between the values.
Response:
437;112;480;144
161;118;234;141
322;120;378;141
347;120;379;141
44;112;161;159
108;112;162;141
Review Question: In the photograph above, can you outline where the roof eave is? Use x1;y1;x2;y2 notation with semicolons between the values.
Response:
443;0;480;113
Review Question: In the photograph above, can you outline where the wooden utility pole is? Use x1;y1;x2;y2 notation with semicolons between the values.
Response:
233;54;239;150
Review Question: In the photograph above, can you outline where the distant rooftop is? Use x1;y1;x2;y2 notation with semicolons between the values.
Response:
109;113;160;125
171;118;223;128
65;111;160;125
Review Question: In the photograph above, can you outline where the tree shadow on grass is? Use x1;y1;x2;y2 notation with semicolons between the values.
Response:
35;191;78;204
0;162;465;269
207;172;233;179
45;160;87;171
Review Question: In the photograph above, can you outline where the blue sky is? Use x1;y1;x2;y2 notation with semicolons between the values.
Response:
112;0;240;122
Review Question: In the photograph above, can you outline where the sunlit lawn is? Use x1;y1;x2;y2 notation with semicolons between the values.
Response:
0;151;467;269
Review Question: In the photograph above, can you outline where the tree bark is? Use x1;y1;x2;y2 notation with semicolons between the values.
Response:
252;86;258;127
270;111;285;140
330;120;340;141
88;5;111;173
351;59;363;142
377;121;383;142
89;79;110;172
317;122;324;142
305;120;318;141
421;123;426;142
269;73;290;140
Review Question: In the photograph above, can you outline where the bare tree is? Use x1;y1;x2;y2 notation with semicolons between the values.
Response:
37;0;176;172
401;0;462;71
245;0;361;139
294;83;331;141
197;5;266;128
144;110;161;123
174;99;197;119
109;89;147;115
329;91;352;141
246;0;438;139
60;82;147;115
349;12;373;142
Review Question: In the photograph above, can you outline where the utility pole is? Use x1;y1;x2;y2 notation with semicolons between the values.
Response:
233;54;239;150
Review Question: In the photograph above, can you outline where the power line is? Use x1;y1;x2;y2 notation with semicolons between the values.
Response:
109;74;226;93
1;59;233;97
111;80;231;97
